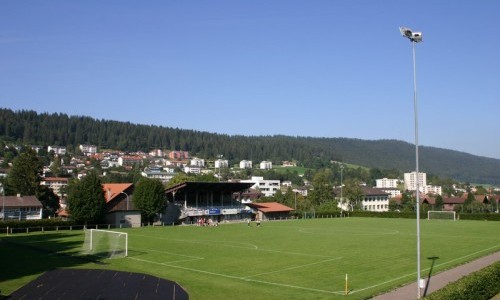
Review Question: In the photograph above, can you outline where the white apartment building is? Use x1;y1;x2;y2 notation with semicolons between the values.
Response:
241;176;280;197
79;144;97;155
375;178;399;188
404;172;427;191
424;185;442;196
141;168;174;183
184;165;202;174
362;187;390;212
40;177;69;198
214;159;229;168
259;161;272;170
379;188;401;198
149;149;164;157
239;160;252;169
404;172;442;195
190;158;205;167
48;146;66;155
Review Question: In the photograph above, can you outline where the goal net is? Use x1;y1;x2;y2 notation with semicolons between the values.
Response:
82;229;128;258
427;211;456;221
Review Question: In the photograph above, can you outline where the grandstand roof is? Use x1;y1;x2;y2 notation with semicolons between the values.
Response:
165;181;254;194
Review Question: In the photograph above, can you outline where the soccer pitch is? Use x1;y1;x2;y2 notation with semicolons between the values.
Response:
2;218;500;299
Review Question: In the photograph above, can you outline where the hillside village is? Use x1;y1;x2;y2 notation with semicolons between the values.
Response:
1;143;499;226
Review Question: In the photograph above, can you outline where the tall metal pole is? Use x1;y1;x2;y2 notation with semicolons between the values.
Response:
1;184;4;221
412;39;422;299
340;164;344;212
400;26;423;299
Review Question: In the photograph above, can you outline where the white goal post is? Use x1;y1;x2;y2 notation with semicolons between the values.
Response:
427;211;456;221
82;229;128;258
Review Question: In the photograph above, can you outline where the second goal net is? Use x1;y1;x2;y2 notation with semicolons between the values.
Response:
82;229;128;258
427;211;456;221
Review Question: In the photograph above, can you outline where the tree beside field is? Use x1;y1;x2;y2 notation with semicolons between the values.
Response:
7;148;43;196
67;171;106;224
133;178;166;224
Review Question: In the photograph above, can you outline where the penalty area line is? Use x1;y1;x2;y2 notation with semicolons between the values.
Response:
244;257;343;279
128;256;344;295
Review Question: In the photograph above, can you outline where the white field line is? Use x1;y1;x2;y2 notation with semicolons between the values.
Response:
133;234;259;250
128;256;344;296
350;243;500;294
244;256;343;279
132;234;335;259
132;247;204;264
298;228;400;236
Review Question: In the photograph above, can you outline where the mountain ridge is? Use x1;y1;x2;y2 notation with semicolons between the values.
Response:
1;108;499;184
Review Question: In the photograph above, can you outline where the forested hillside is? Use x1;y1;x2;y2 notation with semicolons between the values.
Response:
1;108;499;184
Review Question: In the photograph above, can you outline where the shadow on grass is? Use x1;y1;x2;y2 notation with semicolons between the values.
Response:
423;256;440;297
0;232;106;298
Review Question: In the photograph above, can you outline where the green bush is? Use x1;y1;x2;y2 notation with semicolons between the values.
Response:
424;261;500;300
458;213;500;221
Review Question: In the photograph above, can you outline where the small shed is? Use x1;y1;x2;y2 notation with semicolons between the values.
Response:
245;202;294;221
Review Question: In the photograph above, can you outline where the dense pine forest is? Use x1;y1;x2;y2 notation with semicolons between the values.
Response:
1;108;499;184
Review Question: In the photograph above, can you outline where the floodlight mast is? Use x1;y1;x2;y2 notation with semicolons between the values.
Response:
400;26;423;299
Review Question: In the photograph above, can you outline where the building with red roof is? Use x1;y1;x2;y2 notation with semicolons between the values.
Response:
245;202;294;221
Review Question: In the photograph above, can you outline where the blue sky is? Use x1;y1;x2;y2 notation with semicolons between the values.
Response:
1;1;499;159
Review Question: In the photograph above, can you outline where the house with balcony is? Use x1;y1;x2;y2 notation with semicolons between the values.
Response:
190;158;205;167
168;151;189;160
48;145;66;155
141;167;175;183
1;195;43;220
215;159;229;168
239;160;252;169
79;144;97;155
361;187;390;212
40;177;69;197
240;176;280;197
259;161;272;170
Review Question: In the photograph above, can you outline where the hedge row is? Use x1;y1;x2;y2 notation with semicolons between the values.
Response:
300;211;500;221
424;261;500;300
458;213;500;221
0;219;76;229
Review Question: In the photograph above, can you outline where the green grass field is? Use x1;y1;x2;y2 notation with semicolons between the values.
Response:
1;218;499;299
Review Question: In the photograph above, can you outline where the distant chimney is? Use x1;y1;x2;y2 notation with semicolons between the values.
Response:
17;193;21;198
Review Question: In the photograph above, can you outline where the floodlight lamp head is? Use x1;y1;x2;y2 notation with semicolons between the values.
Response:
399;26;423;43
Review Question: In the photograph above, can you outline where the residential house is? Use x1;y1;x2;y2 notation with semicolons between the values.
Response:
240;176;280;197
79;144;97;155
378;187;401;199
102;183;141;228
1;195;43;220
184;165;202;175
245;202;294;221
149;149;164;157
361;187;390;212
239;160;252;169
118;156;143;167
141;167;175;183
40;177;69;209
214;159;229;168
375;178;399;188
190;158;205;167
259;161;272;170
168;151;189;160
48;146;66;155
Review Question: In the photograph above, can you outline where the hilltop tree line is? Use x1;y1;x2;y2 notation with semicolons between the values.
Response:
1;108;499;184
